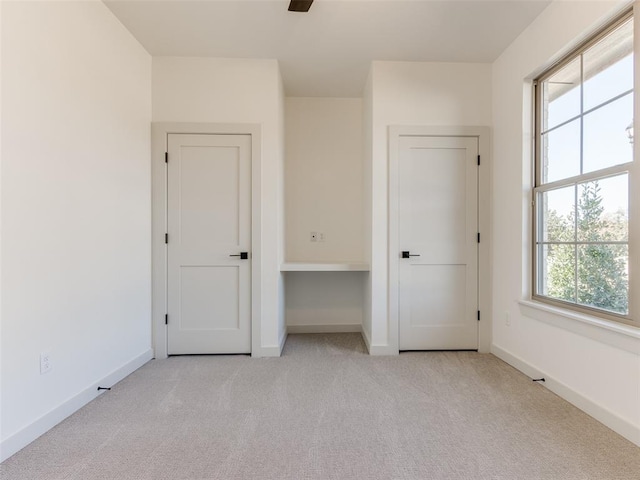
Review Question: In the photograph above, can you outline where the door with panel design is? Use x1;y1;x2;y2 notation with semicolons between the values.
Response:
167;134;251;354
398;136;478;350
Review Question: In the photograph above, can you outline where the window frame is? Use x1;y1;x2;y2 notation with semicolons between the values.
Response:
532;8;635;326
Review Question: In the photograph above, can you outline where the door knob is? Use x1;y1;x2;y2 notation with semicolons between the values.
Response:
402;251;420;258
230;252;249;259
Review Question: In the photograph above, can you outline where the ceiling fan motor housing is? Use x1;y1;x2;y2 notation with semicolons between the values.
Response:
288;0;314;13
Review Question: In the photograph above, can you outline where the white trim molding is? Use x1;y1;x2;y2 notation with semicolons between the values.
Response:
260;337;287;358
361;328;399;355
0;350;153;462
151;123;263;358
492;344;640;447
387;125;492;353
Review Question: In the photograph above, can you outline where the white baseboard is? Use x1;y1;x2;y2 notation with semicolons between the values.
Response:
286;324;362;334
360;328;399;355
252;329;288;358
368;344;400;355
255;345;283;357
491;344;640;447
0;349;153;462
250;328;288;358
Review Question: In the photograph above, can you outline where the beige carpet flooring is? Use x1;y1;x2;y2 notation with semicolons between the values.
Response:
1;333;639;479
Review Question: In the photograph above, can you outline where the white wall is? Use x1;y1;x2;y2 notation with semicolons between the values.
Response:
152;57;284;355
367;61;492;353
277;69;287;351
362;72;373;345
1;1;152;461
285;98;364;263
0;0;4;456
285;272;364;330
284;98;364;330
491;0;640;446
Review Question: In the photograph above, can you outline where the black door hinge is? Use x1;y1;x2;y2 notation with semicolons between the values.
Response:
477;232;480;243
477;310;481;321
477;155;480;166
165;152;168;163
165;314;168;325
165;233;168;244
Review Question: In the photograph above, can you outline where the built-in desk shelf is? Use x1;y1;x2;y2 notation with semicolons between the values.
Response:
280;262;370;272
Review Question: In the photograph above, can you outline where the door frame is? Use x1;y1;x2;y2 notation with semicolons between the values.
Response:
388;126;491;353
151;123;261;359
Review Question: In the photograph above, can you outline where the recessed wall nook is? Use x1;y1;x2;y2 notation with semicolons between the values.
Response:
283;97;368;336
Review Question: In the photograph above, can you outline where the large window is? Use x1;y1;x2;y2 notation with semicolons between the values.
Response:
534;11;634;322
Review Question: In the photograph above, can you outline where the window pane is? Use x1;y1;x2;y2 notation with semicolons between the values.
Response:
577;244;628;314
535;12;633;320
538;186;575;242
577;175;628;242
539;244;576;302
583;93;633;173
543;57;581;131
541;119;580;183
583;18;633;110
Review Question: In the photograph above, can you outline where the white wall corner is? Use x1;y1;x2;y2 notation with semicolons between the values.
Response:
279;327;288;355
361;325;373;354
0;0;4;459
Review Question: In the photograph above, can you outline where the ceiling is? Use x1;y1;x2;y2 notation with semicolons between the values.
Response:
104;0;550;97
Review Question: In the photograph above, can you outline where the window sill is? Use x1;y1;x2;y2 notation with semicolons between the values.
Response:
518;300;640;354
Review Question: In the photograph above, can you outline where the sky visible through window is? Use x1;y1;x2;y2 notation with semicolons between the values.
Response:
543;54;632;217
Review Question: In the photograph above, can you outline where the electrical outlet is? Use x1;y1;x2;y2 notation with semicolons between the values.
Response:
310;232;317;242
40;352;52;374
319;232;325;242
505;311;511;327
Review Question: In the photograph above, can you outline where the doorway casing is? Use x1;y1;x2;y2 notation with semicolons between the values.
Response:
388;125;492;353
151;123;262;359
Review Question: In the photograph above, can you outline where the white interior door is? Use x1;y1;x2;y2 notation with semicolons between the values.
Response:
167;134;251;354
398;136;478;350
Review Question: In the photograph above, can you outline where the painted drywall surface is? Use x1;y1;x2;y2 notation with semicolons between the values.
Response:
368;61;492;349
492;0;640;438
362;70;374;346
373;62;492;128
277;68;287;348
284;98;364;328
1;0;151;448
152;57;284;352
285;97;364;263
285;272;364;328
0;0;4;447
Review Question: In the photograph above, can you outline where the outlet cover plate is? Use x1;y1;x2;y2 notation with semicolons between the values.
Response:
40;352;52;374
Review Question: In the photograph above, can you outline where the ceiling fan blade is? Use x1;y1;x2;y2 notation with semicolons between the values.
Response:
288;0;314;13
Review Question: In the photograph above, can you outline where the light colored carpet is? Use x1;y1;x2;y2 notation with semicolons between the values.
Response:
1;333;639;479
